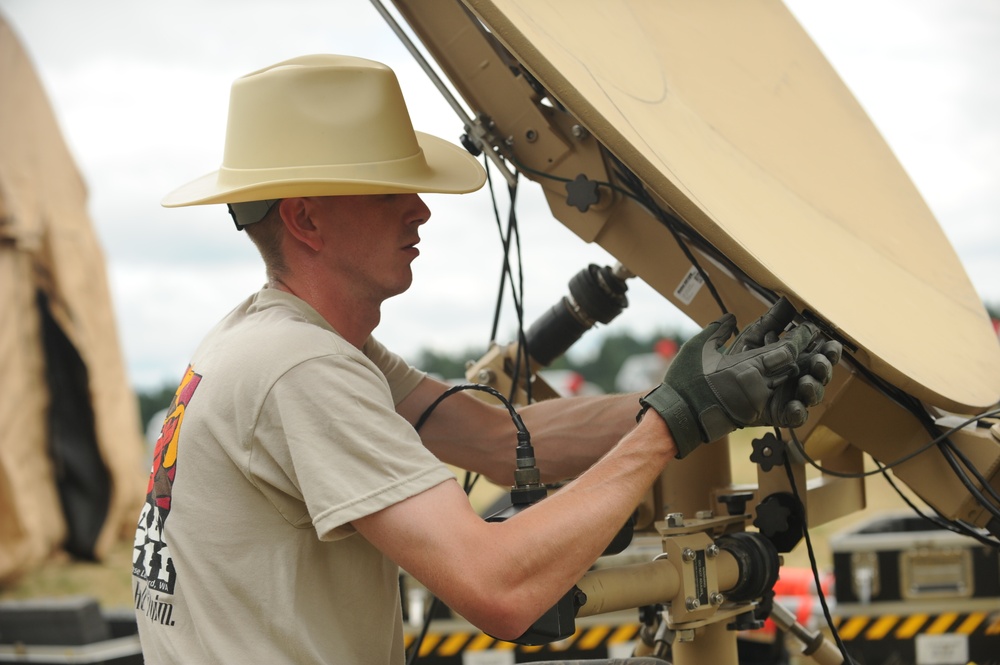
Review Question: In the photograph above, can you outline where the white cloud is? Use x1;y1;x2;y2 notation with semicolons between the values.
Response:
784;0;1000;305
2;0;997;389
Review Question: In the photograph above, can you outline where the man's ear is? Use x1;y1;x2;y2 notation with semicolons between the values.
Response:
279;198;324;252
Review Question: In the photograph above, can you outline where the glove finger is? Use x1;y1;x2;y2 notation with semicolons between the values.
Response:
757;345;800;384
730;298;796;354
783;321;821;355
796;375;825;406
763;330;779;345
729;321;765;355
804;353;833;385
820;340;843;365
709;313;738;351
780;399;808;428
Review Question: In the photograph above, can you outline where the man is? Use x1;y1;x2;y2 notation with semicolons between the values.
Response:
132;54;838;663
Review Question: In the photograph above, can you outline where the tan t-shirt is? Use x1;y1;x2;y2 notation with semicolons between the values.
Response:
132;288;455;664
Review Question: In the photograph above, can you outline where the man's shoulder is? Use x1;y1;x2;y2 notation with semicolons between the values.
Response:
224;289;351;350
190;291;359;383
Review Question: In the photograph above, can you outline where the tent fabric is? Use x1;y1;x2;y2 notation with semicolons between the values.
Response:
0;13;146;582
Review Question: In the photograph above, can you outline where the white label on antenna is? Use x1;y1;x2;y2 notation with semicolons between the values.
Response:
674;266;704;305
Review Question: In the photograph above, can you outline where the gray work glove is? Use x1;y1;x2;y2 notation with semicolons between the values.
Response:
639;304;840;458
729;301;842;426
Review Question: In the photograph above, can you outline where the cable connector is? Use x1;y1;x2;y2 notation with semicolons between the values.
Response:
511;432;547;506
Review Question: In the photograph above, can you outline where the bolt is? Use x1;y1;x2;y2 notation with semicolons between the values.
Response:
685;597;701;611
706;544;720;558
710;592;725;606
695;510;714;520
525;128;538;142
476;369;495;384
571;124;589;139
666;512;685;527
681;548;696;562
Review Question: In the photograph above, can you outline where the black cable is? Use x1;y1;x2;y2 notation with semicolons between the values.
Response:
877;462;999;548
941;436;1000;507
483;158;534;403
841;353;925;421
509;148;777;314
506;184;533;403
507;151;732;318
413;382;527;435
779;438;856;665
520;151;734;315
509;154;640;205
788;429;929;480
788;406;1000;479
498;104;1000;646
777;403;1000;661
610;158;730;317
405;597;440;665
485;159;514;343
846;376;994;521
787;407;1000;548
406;382;530;665
937;440;1000;523
836;358;994;519
789;351;1000;525
900;396;1000;523
790;434;999;547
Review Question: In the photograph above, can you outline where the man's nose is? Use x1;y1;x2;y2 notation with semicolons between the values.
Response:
407;193;431;226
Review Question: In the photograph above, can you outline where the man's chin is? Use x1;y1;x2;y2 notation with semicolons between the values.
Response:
383;275;414;301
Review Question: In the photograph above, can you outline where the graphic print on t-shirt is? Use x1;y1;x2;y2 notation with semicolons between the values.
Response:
133;365;202;597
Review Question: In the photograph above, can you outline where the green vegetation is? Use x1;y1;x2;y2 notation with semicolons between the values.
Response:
137;383;177;433
135;328;689;430
133;301;1000;432
566;331;684;393
413;329;686;391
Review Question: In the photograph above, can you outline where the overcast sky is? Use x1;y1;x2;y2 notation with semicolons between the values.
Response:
2;0;998;390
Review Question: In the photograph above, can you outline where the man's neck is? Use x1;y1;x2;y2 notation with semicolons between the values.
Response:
268;277;380;349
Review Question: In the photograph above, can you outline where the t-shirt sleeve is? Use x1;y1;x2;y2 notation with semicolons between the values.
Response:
363;336;426;405
248;352;454;541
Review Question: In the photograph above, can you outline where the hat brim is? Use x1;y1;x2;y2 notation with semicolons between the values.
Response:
162;132;486;207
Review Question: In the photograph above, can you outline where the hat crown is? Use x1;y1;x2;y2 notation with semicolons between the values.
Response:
223;55;422;171
161;54;485;207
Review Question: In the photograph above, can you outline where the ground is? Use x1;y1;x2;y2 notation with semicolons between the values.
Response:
0;537;135;610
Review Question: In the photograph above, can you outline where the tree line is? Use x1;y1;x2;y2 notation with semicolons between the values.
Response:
136;302;1000;434
135;327;686;431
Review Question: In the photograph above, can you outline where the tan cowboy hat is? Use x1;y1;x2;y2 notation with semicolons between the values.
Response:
162;54;486;207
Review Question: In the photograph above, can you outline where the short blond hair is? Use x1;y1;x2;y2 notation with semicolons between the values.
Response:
243;201;287;280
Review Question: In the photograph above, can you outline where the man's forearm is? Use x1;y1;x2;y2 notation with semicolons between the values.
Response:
463;411;677;640
401;377;645;485
519;392;643;483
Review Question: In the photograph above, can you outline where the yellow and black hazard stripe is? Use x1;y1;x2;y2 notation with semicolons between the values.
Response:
834;611;1000;665
404;623;641;662
835;611;1000;641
